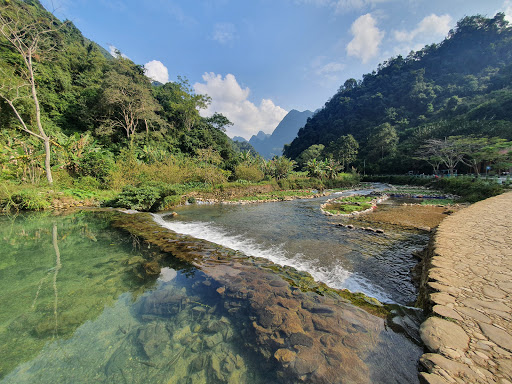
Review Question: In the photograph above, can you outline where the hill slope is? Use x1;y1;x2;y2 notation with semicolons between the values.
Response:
284;14;512;174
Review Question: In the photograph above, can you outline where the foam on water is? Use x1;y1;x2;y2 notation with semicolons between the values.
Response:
152;214;392;303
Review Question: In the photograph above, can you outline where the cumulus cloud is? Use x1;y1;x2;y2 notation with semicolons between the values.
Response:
391;14;453;57
394;14;452;42
504;0;512;22
108;45;129;59
193;72;288;139
144;60;169;84
212;23;236;44
346;14;384;63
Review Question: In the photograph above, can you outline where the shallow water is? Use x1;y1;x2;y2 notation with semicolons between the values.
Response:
158;187;428;305
0;199;424;383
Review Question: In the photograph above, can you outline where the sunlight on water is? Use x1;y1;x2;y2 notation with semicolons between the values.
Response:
0;207;423;384
151;214;393;303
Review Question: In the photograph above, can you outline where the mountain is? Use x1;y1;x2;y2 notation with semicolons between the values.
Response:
283;14;512;174
249;110;313;159
232;136;247;142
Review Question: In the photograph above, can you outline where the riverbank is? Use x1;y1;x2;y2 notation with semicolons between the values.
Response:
417;191;512;383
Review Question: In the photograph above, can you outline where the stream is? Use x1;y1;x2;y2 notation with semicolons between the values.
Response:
0;185;427;383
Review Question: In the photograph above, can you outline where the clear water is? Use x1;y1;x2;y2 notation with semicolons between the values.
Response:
158;187;428;305
0;198;424;384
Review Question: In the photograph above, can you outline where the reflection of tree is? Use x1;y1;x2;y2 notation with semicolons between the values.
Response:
52;223;61;337
30;222;62;337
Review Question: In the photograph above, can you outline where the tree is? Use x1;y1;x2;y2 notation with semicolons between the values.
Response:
417;137;466;175
262;156;295;180
205;112;232;132
305;158;325;179
296;144;324;170
152;78;210;132
324;134;359;171
367;123;398;160
97;57;162;141
0;3;63;184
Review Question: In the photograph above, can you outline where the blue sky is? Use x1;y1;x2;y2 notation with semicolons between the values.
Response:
41;0;512;139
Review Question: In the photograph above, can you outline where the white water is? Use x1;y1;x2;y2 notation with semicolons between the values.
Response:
152;214;393;303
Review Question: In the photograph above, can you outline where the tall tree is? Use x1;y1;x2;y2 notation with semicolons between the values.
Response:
367;123;399;160
97;57;162;141
0;2;63;184
324;134;359;171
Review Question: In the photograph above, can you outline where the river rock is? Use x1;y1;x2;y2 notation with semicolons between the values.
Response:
478;322;512;352
432;305;463;321
274;348;296;363
420;317;469;353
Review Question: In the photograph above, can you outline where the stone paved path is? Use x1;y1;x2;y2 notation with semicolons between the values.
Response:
419;191;512;384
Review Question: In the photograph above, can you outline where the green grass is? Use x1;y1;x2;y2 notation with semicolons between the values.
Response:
229;189;319;202
323;194;375;214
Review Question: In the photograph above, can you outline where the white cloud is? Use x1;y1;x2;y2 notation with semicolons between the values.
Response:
294;0;388;13
346;13;384;64
309;57;346;86
390;14;453;57
193;72;288;139
108;45;129;59
212;23;236;44
144;60;169;84
394;14;452;43
504;1;512;23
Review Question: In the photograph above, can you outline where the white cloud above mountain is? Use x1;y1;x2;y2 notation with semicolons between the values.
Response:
392;14;453;56
346;13;384;63
144;60;169;84
193;72;288;139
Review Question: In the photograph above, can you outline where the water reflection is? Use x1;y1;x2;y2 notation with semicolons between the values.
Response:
0;212;158;379
0;210;423;384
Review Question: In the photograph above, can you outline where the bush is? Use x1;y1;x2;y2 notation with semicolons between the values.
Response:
234;164;264;182
112;184;161;211
5;188;51;211
432;177;503;203
159;195;182;210
324;172;360;188
74;176;101;191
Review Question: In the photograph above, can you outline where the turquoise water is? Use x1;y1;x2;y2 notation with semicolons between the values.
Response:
0;208;423;383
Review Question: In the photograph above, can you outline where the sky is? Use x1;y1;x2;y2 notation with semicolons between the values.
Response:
40;0;512;139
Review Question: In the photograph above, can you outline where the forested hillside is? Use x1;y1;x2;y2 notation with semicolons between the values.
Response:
284;13;512;174
0;0;240;187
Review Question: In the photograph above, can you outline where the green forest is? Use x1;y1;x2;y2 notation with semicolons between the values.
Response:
284;13;512;176
0;0;510;211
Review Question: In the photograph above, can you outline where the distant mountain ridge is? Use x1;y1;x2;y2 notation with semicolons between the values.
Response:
249;109;313;158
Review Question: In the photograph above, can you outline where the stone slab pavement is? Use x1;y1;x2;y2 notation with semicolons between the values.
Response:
419;191;512;383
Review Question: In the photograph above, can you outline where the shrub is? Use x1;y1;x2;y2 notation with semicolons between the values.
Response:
234;164;264;182
6;188;51;211
74;176;101;191
112;184;161;211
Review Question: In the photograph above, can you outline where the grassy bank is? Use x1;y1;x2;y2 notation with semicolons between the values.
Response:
0;171;361;212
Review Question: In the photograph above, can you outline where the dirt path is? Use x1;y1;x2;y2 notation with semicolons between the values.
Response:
419;191;512;383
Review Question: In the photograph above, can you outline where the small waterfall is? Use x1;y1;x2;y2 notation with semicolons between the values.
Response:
152;214;393;303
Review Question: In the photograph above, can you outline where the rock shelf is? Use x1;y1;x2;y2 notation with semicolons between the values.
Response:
418;191;512;384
